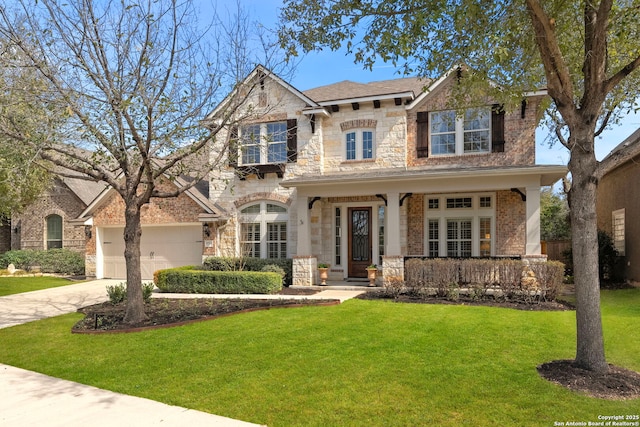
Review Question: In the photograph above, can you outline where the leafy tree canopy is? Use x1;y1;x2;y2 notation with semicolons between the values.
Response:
540;187;570;241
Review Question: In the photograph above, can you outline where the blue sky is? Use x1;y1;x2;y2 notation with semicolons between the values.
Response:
216;0;640;166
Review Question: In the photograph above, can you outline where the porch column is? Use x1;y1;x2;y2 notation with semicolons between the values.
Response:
293;194;315;286
386;191;401;256
296;195;311;256
525;185;541;255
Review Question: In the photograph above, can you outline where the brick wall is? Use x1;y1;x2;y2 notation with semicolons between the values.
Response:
407;77;541;168
0;223;10;253
10;179;87;253
496;190;526;255
406;194;425;255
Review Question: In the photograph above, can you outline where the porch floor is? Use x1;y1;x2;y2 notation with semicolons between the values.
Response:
291;280;384;292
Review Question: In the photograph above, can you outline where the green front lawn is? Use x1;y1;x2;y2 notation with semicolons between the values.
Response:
0;276;78;296
0;290;638;426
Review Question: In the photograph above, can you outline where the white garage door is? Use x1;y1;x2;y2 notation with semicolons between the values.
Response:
102;225;202;279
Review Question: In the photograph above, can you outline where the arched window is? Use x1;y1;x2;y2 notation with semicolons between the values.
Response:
239;202;288;259
46;214;63;249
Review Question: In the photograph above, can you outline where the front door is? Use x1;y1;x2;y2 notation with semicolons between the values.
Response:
348;207;372;278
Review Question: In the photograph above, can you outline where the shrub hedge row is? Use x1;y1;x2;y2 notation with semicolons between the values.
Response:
398;258;565;303
202;257;293;286
0;249;85;275
154;267;283;294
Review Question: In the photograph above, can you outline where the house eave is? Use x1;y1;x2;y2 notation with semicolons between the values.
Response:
281;165;567;196
317;91;415;107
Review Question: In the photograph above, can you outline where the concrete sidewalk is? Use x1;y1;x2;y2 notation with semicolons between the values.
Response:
0;364;262;427
0;279;364;426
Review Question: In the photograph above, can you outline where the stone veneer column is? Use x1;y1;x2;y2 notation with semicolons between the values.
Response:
525;185;541;255
382;255;404;286
293;256;316;287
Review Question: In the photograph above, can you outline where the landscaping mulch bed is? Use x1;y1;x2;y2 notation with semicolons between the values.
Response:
356;292;573;311
538;360;640;400
73;287;328;333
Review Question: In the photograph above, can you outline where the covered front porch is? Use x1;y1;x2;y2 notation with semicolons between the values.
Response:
281;165;566;286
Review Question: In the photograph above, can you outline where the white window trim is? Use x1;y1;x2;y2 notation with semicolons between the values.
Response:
344;129;376;161
424;193;495;257
612;208;625;256
239;121;287;166
430;108;491;156
239;201;289;259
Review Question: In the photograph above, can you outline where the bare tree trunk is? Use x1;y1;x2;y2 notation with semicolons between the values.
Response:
568;128;608;373
123;204;146;324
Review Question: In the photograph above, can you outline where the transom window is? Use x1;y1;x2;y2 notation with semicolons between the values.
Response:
430;108;491;156
240;122;287;165
345;130;374;160
425;194;494;258
46;214;63;249
240;201;288;259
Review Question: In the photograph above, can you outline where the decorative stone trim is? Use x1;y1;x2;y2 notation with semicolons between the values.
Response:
340;119;377;132
233;192;292;209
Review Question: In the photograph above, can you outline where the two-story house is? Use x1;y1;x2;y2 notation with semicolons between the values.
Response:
1;65;567;283
205;65;566;286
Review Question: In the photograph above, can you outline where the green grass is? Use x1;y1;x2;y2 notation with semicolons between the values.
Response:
0;276;78;296
0;290;638;426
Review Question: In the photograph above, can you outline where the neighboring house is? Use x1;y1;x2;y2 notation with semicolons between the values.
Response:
6;177;105;254
597;128;640;283
205;66;567;286
1;65;567;283
2;174;223;279
74;176;223;279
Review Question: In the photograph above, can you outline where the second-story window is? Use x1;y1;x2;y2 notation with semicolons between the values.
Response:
240;121;287;165
430;108;491;156
345;130;374;160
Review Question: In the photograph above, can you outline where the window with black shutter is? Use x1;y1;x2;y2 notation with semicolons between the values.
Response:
416;112;429;158
491;105;505;153
286;118;297;162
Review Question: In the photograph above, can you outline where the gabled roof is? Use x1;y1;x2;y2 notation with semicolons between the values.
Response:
605;127;640;159
75;174;226;223
302;77;426;105
205;65;319;121
59;176;108;206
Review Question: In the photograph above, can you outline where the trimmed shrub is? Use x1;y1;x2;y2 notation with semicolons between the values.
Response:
106;283;127;304
38;249;85;275
155;268;283;294
107;282;155;304
0;250;39;271
0;249;84;275
402;258;564;303
203;257;293;286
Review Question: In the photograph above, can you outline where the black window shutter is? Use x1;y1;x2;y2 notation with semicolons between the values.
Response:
228;126;239;167
491;105;505;153
287;119;297;162
416;112;429;158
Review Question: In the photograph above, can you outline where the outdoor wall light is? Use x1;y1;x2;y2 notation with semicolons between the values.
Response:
203;223;210;237
84;225;92;239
